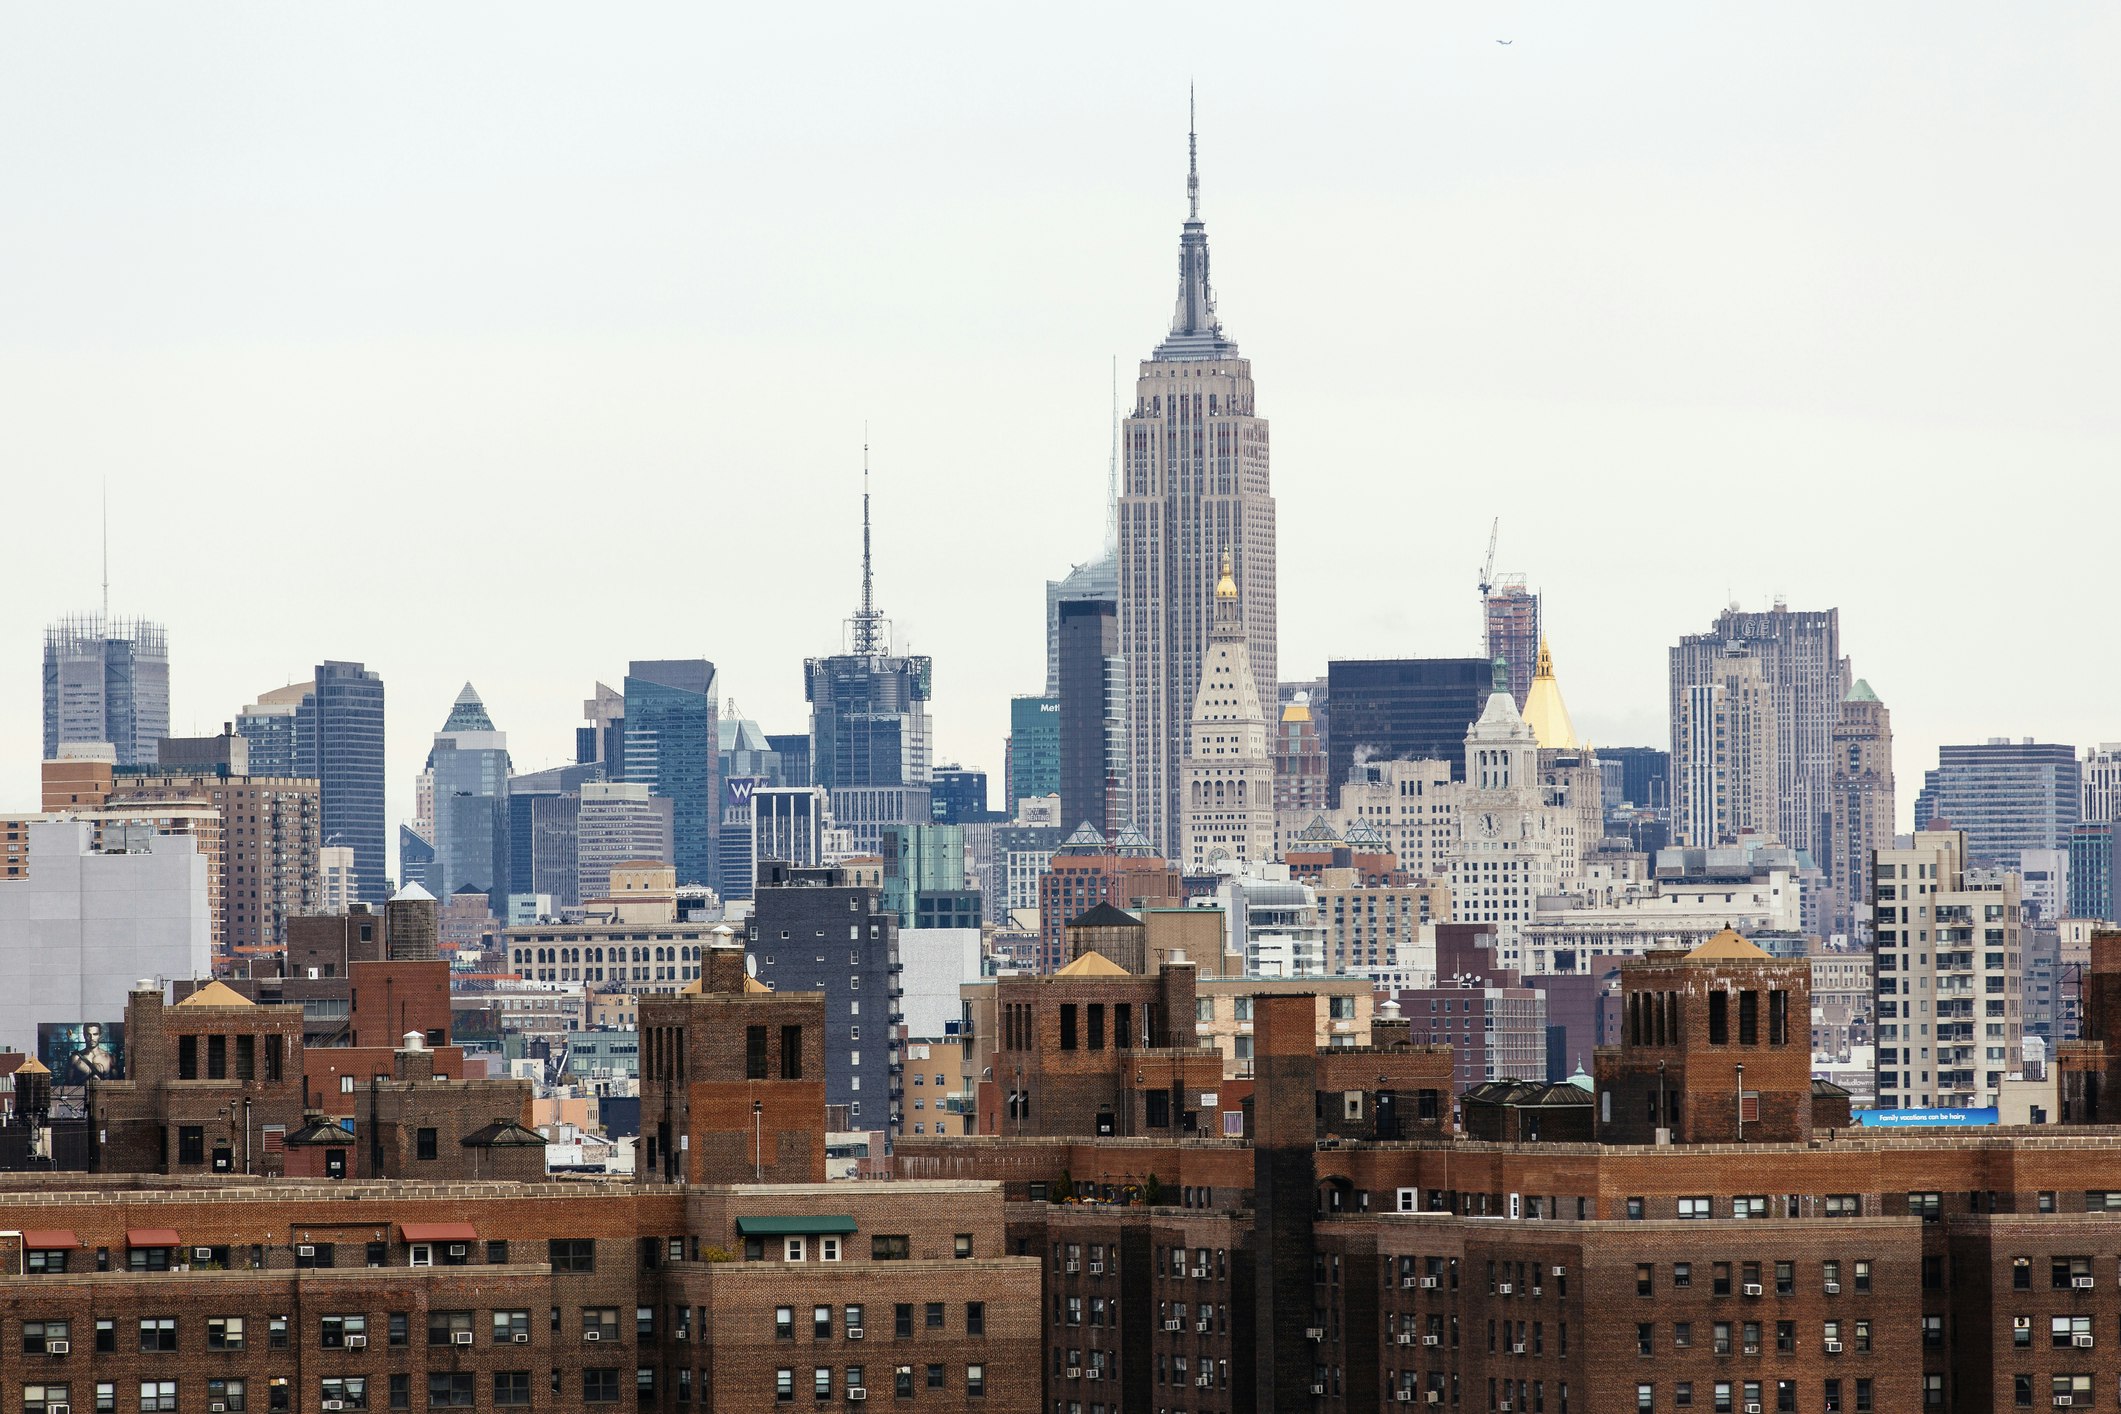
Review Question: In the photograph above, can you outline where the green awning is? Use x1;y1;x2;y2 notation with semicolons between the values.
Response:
735;1215;857;1237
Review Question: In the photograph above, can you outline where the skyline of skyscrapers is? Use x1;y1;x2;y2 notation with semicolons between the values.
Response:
1914;738;2083;871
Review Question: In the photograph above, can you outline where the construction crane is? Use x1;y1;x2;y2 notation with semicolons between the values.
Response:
1476;517;1500;654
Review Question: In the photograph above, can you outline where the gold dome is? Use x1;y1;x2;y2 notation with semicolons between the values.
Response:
1522;636;1580;750
1214;551;1237;601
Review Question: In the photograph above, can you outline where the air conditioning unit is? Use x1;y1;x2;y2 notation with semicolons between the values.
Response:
1397;1333;1416;1345
45;1340;69;1355
1742;1283;1763;1296
2075;1275;2096;1289
1500;1403;1513;1412
1197;1374;1213;1388
2075;1333;2095;1348
323;1403;345;1412
1825;1339;1842;1353
195;1247;216;1261
345;1335;367;1349
1065;1369;1081;1380
1085;1370;1101;1381
1165;1319;1184;1331
46;1405;69;1414
1428;1395;1442;1406
213;1404;229;1412
1311;1385;1327;1397
1396;1394;1414;1404
2055;1398;2076;1409
1197;1319;1213;1332
1423;1334;1440;1346
1511;1342;1526;1354
1498;1282;1513;1295
447;1244;466;1257
452;1330;473;1345
1530;1286;1543;1298
847;1329;864;1341
584;1330;602;1342
1420;1276;1439;1289
1746;1405;1764;1414
511;1333;529;1344
1551;1266;1565;1277
296;1245;316;1257
1824;1281;1841;1294
847;1390;867;1403
1305;1327;1325;1340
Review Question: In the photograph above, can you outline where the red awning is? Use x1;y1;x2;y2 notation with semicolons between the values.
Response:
399;1222;478;1244
126;1228;180;1248
21;1230;80;1250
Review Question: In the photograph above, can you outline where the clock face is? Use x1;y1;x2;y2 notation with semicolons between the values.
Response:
1479;813;1501;838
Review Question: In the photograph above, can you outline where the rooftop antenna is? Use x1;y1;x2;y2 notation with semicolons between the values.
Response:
851;430;885;656
1187;83;1199;221
101;477;109;621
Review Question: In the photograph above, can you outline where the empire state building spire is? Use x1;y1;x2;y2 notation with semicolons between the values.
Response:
1156;87;1238;361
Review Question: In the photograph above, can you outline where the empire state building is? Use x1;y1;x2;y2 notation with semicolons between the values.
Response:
1119;111;1277;857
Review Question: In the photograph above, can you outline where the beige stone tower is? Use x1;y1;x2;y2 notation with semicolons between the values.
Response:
1182;556;1275;872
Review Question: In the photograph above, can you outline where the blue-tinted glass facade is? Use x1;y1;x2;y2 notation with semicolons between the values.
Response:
623;660;718;890
313;661;387;904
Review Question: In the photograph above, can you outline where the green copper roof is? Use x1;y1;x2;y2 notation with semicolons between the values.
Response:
1845;679;1880;703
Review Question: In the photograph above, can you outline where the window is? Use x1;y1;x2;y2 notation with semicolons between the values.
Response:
966;1303;984;1336
24;1320;69;1354
1673;1263;1692;1289
426;1373;475;1408
415;1129;438;1161
208;1316;245;1350
785;1238;806;1263
426;1311;473;1346
26;1246;69;1274
178;1126;205;1165
389;1374;410;1410
895;1305;913;1339
320;1315;367;1349
925;1303;944;1331
966;1364;985;1397
265;1317;286;1351
955;1233;973;1259
821;1237;840;1262
582;1369;621;1404
581;1309;620;1343
492;1372;530;1407
549;1239;595;1273
776;1308;795;1340
24;1387;70;1414
844;1306;865;1338
813;1368;832;1400
140;1382;178;1413
926;1365;944;1390
872;1235;910;1261
1853;1261;1872;1293
776;1368;795;1403
814;1307;832;1340
747;1026;769;1079
1677;1197;1712;1220
320;1378;368;1410
894;1368;914;1398
782;1025;803;1079
1825;1194;1860;1217
1637;1264;1655;1296
139;1318;178;1352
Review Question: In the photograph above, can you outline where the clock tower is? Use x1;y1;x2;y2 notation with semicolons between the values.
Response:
1448;659;1568;969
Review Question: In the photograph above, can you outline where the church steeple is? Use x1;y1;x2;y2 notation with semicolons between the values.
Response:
1155;88;1239;361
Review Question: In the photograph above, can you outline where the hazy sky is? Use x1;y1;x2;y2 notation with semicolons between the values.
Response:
4;5;2117;844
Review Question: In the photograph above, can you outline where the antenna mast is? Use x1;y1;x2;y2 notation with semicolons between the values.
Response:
852;436;885;655
1187;84;1199;221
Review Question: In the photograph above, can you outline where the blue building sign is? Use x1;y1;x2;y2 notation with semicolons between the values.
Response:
1854;1107;1999;1128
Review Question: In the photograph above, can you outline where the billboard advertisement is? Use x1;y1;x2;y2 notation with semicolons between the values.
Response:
37;1021;126;1086
1853;1107;1998;1128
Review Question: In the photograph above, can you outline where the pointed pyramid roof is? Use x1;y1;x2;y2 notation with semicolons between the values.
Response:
176;980;255;1008
1068;902;1142;931
1845;679;1880;704
1522;638;1580;750
440;683;496;734
1685;927;1771;961
1055;949;1130;979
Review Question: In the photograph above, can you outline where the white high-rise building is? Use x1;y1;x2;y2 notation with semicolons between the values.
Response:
1448;675;1570;967
1672;645;1780;847
1181;558;1274;872
0;820;210;1057
1120;111;1276;857
1872;828;2023;1110
2084;744;2121;824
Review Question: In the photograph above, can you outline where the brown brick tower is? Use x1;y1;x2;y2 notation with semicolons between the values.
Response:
1252;991;1320;1407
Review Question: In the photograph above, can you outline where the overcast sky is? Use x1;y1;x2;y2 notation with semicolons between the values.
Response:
3;5;2117;845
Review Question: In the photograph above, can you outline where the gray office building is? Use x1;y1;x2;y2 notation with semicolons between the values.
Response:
1915;739;2083;871
43;613;170;768
428;683;511;908
312;661;387;904
745;864;901;1132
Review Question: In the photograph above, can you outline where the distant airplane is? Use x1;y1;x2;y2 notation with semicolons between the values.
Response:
1497;39;1514;46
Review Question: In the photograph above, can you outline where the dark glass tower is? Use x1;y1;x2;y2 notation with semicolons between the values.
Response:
310;660;387;905
623;660;719;889
1323;658;1491;806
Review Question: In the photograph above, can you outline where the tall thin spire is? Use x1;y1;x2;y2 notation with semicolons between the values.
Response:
1187;83;1199;221
851;435;885;655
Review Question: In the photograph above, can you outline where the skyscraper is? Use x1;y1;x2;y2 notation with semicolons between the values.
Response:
2084;744;2121;825
1056;597;1126;837
236;682;312;777
43;614;169;768
1826;680;1895;940
1914;739;2082;870
427;683;511;908
1483;582;1541;711
1181;557;1274;872
1669;604;1849;855
1322;658;1491;805
311;660;387;905
1118;106;1276;856
1006;695;1061;810
1671;644;1779;848
623;660;719;889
